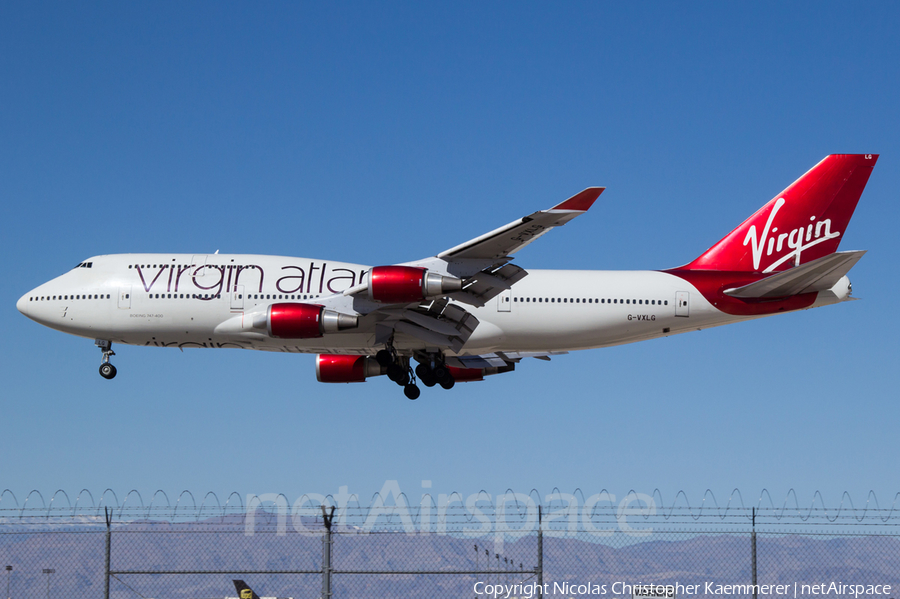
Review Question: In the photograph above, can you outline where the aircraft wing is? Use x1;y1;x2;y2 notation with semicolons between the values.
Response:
334;188;603;350
408;187;604;306
437;187;604;263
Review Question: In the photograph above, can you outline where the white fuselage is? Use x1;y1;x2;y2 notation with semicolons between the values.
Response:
17;253;847;358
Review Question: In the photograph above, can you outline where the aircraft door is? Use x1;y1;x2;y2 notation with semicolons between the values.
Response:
675;291;690;317
231;285;244;310
497;289;512;312
118;286;132;309
191;254;210;284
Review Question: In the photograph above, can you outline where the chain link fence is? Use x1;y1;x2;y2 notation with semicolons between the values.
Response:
2;491;899;599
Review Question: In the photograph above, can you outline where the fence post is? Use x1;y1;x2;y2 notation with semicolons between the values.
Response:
536;506;543;599
751;507;757;599
321;506;335;599
104;507;112;599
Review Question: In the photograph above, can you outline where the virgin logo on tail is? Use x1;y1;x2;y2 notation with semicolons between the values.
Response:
743;198;840;273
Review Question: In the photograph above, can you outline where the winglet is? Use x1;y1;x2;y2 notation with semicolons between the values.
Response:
550;187;605;212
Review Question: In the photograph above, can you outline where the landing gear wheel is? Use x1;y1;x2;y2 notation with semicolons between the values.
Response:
95;339;117;380
387;363;406;383
415;363;436;387
99;363;117;380
432;364;449;382
439;376;455;390
404;384;421;400
376;349;393;367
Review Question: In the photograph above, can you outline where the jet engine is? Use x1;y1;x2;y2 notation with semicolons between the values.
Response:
257;303;359;339
316;354;386;383
447;366;485;382
366;266;462;303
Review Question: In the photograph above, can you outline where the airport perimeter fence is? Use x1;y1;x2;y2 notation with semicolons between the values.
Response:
1;490;900;599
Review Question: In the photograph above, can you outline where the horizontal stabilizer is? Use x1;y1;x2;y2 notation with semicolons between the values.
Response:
724;251;865;299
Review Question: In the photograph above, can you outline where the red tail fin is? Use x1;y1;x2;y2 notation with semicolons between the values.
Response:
685;154;878;273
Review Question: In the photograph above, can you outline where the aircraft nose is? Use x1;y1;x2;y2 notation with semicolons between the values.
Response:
17;291;30;316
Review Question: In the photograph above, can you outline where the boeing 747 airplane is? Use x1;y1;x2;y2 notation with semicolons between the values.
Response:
18;154;877;399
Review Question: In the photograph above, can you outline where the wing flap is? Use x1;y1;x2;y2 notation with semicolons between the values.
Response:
724;251;865;299
378;301;480;352
446;353;510;368
447;263;528;307
445;350;568;369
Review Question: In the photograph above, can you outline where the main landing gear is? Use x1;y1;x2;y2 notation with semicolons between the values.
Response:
415;360;455;390
376;347;420;400
95;339;117;380
376;345;455;399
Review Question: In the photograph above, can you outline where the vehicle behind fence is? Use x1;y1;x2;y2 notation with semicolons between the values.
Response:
1;490;899;599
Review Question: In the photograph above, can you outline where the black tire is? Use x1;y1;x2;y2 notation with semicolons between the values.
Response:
432;364;449;382
386;363;404;382
439;376;455;390
375;349;393;367
420;374;436;388
99;363;117;380
404;384;420;400
415;363;432;380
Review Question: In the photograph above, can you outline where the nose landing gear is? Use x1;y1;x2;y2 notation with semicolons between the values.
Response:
95;339;117;380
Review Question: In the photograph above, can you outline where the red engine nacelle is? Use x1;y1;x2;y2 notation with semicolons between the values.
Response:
266;303;358;339
447;366;484;382
367;266;462;304
316;354;386;383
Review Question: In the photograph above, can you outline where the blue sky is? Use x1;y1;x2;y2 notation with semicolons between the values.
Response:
2;2;899;511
